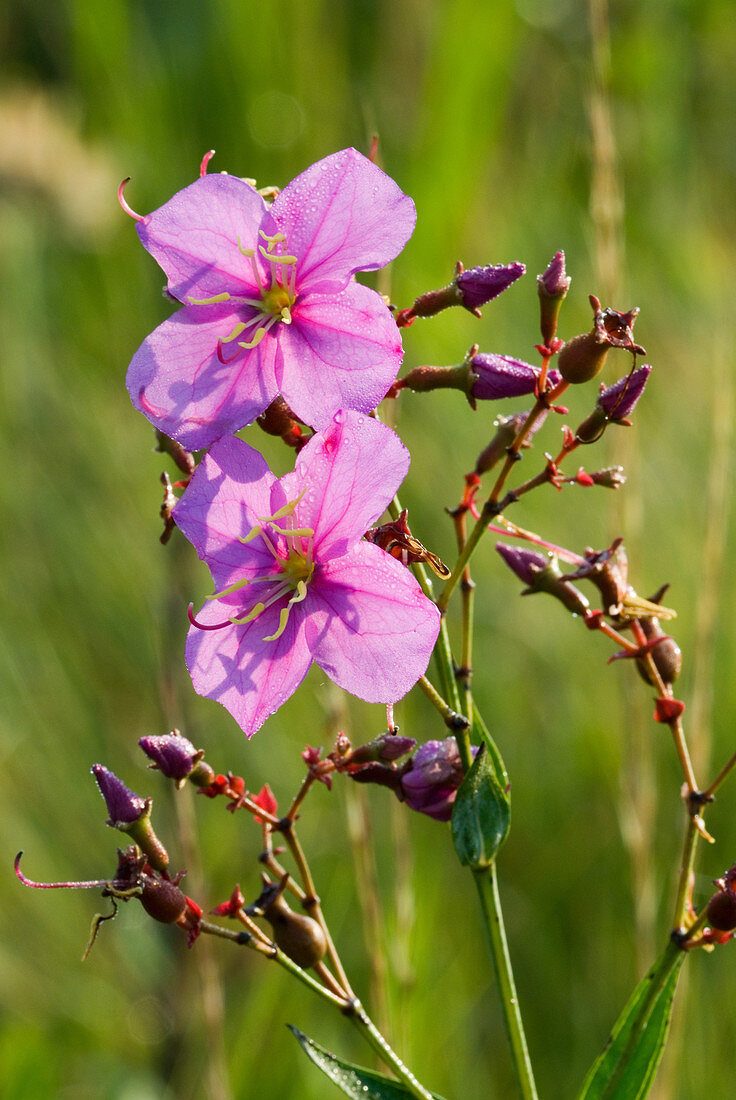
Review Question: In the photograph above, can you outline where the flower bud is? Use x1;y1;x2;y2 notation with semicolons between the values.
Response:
455;262;526;313
537;251;571;345
470;353;562;401
496;544;590;616
91;765;169;873
349;733;417;766
260;883;328;968
474;409;549;475
403;261;525;323
138;730;214;788
399;738;475;822
590;466;627;490
576;366;652;442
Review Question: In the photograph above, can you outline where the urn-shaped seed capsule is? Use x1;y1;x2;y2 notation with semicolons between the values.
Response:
557;331;609;384
635;617;682;686
263;892;328;969
140;876;188;924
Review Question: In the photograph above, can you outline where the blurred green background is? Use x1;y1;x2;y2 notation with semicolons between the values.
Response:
2;1;736;1097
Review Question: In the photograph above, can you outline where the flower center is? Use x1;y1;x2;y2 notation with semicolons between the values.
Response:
187;230;298;364
190;490;315;642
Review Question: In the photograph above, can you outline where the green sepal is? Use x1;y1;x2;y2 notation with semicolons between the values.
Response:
451;708;511;869
288;1026;447;1100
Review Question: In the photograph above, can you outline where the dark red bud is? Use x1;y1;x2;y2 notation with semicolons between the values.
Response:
706;890;736;932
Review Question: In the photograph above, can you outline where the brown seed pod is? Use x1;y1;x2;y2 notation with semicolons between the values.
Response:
706;890;736;933
635;617;682;686
263;892;328;969
139;875;188;924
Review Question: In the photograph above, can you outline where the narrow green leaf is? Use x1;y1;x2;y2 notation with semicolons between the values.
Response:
577;948;684;1099
288;1026;447;1099
451;718;511;869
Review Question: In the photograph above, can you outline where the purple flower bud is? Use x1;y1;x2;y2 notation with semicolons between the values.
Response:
597;365;651;422
456;262;525;313
92;764;147;825
91;765;169;873
537;251;571;299
496;543;549;586
471;353;562;401
349;733;417;766
474;408;549;475
496;543;590;616
400;738;475;822
139;730;212;785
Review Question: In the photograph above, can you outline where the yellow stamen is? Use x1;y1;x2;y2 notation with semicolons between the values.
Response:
263;580;309;641
221;322;248;343
238;327;267;349
187;292;231;305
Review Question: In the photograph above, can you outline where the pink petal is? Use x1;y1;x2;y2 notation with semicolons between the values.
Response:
137;174;268;302
173;436;279;588
185;601;313;738
281;411;409;559
306;542;440;703
271;149;416;294
127;304;280;449
278;280;403;429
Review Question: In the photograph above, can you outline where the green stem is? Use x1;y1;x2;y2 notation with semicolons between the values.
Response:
346;1000;436;1100
473;864;538;1100
672;818;700;932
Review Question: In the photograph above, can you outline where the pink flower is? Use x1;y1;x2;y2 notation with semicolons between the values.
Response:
125;149;415;449
172;410;440;737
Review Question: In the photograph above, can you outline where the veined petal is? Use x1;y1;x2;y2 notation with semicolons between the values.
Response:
271;149;416;294
127;304;280;450
185;600;312;738
278;280;403;429
281;410;409;560
307;542;440;703
137;174;269;302
173;436;280;586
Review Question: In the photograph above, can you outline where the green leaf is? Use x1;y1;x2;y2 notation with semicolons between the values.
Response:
451;712;511;869
288;1026;447;1099
577;948;684;1099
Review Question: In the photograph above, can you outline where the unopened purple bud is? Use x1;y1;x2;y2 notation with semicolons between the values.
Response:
496;543;590;615
471;353;562;401
92;764;147;825
597;365;651;422
91;764;169;873
537;251;571;345
537;251;571;299
400;738;475;822
350;733;417;765
456;262;525;313
496;543;548;586
474;408;549;475
139;730;212;786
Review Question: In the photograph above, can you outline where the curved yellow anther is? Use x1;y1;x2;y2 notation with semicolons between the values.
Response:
188;292;232;305
238;327;267;350
263;580;309;641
